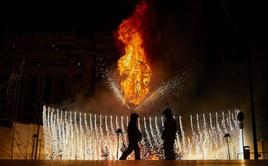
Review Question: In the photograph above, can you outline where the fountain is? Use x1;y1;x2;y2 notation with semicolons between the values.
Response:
41;1;244;160
42;106;242;160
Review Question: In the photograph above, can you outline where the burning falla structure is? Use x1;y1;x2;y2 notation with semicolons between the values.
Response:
111;1;184;110
116;2;152;107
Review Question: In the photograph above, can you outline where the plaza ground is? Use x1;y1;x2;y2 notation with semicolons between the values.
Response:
0;160;268;166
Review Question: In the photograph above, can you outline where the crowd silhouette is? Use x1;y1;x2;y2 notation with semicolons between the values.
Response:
118;108;179;160
119;113;142;160
161;108;177;160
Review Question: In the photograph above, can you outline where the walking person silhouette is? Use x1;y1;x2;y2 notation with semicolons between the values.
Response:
161;108;177;160
119;113;142;160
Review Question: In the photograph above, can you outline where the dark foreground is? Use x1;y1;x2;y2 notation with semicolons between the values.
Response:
0;160;268;166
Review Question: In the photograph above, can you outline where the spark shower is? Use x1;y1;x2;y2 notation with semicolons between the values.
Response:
43;106;243;160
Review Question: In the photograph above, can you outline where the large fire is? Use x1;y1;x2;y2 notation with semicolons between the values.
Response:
117;2;152;106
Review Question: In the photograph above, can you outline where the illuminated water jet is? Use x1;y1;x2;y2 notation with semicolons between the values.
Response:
43;106;242;160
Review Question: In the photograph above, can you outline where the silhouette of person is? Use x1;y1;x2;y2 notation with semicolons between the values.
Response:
161;108;177;160
119;113;142;160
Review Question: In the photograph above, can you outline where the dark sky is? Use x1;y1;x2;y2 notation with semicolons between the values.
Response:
0;0;266;36
0;0;137;32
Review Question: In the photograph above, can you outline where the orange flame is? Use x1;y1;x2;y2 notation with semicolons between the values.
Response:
117;2;152;106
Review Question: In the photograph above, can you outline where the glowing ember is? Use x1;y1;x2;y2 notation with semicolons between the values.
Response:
117;2;152;106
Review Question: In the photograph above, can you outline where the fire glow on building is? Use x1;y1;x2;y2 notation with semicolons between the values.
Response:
42;1;243;160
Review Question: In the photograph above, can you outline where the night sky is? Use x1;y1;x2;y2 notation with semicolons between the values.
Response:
1;0;267;141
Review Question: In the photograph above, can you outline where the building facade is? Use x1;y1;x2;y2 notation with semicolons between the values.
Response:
0;31;119;125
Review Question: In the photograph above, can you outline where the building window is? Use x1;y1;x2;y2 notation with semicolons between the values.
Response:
35;44;40;51
29;45;34;51
43;75;52;103
55;74;66;102
22;45;27;51
43;44;48;50
74;74;83;83
62;44;67;50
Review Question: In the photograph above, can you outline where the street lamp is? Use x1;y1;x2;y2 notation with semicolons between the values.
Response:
224;133;231;160
237;111;246;159
115;128;123;160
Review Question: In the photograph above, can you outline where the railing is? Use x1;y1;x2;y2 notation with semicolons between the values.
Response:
0;81;9;90
237;152;268;160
